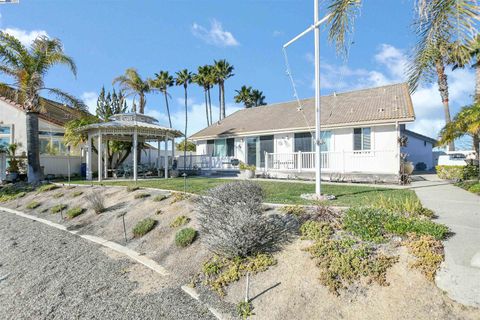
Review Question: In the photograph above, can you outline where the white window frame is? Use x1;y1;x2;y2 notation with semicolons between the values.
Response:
353;127;372;151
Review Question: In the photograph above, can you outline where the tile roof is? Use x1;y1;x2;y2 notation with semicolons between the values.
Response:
190;83;415;140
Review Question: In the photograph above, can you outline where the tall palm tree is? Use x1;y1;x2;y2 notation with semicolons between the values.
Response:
113;68;150;114
213;59;234;120
251;89;267;107
234;86;253;108
205;65;216;123
150;71;174;128
193;66;211;126
175;69;193;169
0;32;85;183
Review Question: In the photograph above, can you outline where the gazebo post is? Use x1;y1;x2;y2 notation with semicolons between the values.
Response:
157;138;161;177
164;136;168;179
171;138;175;168
97;133;103;182
104;140;108;179
86;133;92;181
133;128;138;181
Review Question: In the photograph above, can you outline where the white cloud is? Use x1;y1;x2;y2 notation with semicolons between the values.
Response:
1;28;48;46
192;19;239;47
81;91;98;115
307;44;475;141
273;30;284;37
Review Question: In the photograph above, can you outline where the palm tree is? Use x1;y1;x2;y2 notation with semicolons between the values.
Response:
234;86;253;108
205;65;216;123
150;71;174;128
213;59;234;120
408;38;464;151
112;68;150;114
0;32;85;184
439;103;480;156
175;69;193;169
251;89;267;107
193;66;211;126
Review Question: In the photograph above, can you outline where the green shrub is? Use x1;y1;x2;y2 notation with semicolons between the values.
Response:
169;215;190;228
133;193;150;199
202;254;276;295
126;185;140;192
71;191;84;197
237;301;255;319
37;184;59;192
384;215;449;240
50;204;67;213
300;221;333;240
53;192;64;199
175;228;197;247
343;207;448;242
404;234;444;281
66;207;84;219
280;205;306;216
153;194;167;202
468;183;480;194
26;201;41;209
132;218;156;237
435;165;477;180
343;207;386;243
0;185;30;202
463;164;479;180
305;236;398;294
239;162;256;171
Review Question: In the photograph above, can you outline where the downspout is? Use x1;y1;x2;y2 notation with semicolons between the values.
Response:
396;121;401;184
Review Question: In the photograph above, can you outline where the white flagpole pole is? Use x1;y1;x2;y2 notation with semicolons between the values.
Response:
314;0;322;197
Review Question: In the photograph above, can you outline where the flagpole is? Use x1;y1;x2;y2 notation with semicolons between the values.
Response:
314;0;321;197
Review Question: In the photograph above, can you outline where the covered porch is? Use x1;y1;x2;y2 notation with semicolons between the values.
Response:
77;113;183;182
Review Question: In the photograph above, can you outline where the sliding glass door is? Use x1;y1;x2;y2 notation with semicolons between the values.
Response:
246;135;273;168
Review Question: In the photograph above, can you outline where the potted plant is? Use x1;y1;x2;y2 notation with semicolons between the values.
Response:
239;162;256;179
5;143;24;182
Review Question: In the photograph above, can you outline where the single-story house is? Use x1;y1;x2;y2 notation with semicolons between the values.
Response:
188;83;436;182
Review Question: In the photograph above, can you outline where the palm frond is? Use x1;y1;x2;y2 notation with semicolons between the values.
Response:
44;87;88;111
326;0;362;56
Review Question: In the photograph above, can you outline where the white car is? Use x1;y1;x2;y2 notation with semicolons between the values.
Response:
438;153;468;166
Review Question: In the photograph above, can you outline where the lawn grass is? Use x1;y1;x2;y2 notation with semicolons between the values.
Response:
65;177;417;206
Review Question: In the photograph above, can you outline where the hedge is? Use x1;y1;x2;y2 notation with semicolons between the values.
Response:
436;165;478;180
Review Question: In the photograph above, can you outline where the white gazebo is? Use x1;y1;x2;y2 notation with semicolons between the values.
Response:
77;113;183;182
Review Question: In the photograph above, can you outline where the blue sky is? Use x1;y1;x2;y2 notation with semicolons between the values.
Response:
0;0;475;148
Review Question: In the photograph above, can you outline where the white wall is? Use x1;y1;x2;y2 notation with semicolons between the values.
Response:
0;101;27;153
234;138;246;162
403;134;434;170
274;133;294;153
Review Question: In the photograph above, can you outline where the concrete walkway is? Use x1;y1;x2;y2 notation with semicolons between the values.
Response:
412;175;480;307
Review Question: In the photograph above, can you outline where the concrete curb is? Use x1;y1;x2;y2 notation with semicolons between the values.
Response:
180;285;228;320
0;206;168;276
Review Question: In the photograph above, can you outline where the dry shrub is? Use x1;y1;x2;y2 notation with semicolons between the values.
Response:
86;192;105;214
404;234;444;281
197;181;295;258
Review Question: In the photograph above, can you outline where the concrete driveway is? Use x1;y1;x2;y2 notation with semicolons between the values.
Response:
412;175;480;308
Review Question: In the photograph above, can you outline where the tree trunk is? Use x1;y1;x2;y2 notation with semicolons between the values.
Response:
221;82;226;120
139;94;145;114
436;60;455;151
204;90;210;126
218;84;222;121
26;112;43;184
184;86;188;170
207;88;213;125
164;93;172;128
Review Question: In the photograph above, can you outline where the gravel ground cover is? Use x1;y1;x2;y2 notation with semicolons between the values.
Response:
0;211;215;320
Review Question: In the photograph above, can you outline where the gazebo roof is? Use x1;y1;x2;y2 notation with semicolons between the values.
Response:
76;113;184;140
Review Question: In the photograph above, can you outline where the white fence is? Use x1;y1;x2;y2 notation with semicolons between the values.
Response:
177;155;236;170
266;150;398;174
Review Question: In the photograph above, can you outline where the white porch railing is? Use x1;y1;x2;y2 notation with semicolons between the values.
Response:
265;150;398;174
177;155;236;170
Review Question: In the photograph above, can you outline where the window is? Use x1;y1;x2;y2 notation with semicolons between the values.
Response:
39;138;68;155
259;135;274;167
353;127;371;151
295;131;331;152
214;139;226;157
0;126;11;134
226;138;235;157
206;140;214;155
0;125;11;149
294;132;313;152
